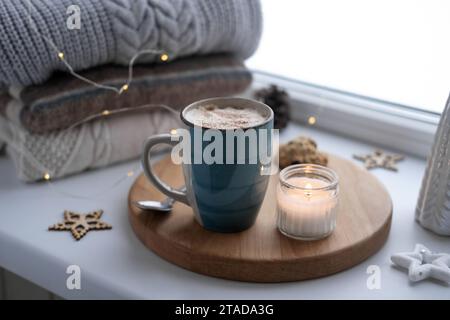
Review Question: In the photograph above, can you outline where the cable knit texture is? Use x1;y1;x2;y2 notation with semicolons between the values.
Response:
0;106;181;182
0;0;262;87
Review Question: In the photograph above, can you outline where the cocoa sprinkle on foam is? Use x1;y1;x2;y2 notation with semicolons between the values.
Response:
186;104;266;130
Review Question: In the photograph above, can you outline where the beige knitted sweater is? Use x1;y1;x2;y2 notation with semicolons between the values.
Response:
0;102;180;182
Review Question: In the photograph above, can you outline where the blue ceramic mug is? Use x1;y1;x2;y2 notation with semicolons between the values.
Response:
142;97;274;233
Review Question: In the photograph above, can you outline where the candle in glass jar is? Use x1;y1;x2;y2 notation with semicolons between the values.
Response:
277;165;339;240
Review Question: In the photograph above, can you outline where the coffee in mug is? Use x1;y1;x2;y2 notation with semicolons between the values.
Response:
142;97;274;233
183;104;267;130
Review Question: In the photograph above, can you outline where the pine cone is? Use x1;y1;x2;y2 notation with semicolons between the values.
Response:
255;85;291;130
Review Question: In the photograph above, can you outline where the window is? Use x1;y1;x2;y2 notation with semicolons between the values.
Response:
247;0;450;113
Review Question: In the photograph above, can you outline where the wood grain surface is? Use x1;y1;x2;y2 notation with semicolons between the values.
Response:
128;154;392;282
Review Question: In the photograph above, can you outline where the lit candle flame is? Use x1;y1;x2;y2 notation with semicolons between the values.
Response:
304;182;313;198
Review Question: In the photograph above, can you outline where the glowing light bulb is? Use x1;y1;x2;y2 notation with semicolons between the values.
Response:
308;116;316;125
102;110;111;116
170;129;178;135
121;84;129;92
160;53;169;62
43;173;51;181
58;52;65;60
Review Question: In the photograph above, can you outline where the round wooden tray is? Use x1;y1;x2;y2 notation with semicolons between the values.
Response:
128;155;392;282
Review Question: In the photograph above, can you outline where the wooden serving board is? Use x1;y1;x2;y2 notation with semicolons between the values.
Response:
128;155;392;282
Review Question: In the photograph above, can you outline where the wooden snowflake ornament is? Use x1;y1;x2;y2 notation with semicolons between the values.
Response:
49;210;112;241
353;149;404;171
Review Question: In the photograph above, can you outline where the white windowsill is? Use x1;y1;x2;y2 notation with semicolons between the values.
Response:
251;71;440;159
0;116;447;299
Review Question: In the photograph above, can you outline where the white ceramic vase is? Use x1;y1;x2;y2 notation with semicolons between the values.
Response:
416;95;450;235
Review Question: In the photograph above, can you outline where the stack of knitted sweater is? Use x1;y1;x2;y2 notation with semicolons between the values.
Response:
0;0;262;182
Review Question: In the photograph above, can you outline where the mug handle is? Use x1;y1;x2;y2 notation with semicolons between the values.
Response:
141;134;189;205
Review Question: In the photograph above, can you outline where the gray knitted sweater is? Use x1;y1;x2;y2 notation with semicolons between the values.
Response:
0;0;262;87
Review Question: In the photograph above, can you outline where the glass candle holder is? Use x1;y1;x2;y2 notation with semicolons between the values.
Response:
277;164;339;241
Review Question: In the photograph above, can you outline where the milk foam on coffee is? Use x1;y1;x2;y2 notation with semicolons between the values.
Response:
185;104;267;130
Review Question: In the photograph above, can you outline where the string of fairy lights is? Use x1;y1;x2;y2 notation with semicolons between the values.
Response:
14;1;318;199
8;102;181;199
55;49;169;95
7;1;184;199
26;0;170;95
